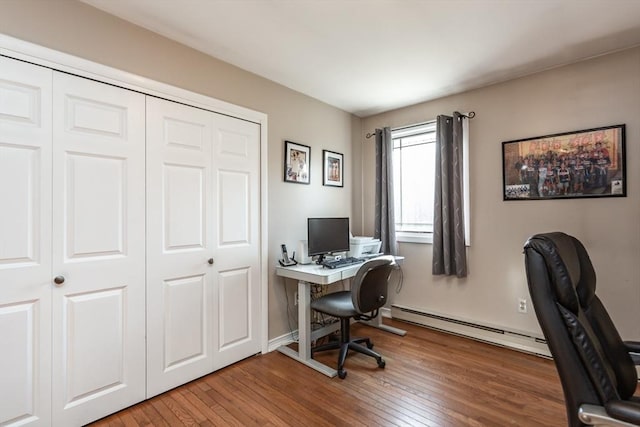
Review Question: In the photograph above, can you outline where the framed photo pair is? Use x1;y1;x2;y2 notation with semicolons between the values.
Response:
502;124;626;200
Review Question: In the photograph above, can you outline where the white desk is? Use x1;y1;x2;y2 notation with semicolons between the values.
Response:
275;258;405;377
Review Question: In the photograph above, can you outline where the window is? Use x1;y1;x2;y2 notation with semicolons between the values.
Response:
392;122;437;243
392;121;470;245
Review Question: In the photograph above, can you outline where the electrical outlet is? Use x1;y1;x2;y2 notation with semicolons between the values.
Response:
518;298;527;314
294;292;298;306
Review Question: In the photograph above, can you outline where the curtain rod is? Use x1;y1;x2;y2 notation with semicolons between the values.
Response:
365;111;475;139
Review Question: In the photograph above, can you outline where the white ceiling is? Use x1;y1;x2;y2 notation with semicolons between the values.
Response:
80;0;640;117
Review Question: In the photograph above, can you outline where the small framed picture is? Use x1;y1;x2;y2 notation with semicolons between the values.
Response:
284;140;310;184
323;150;343;187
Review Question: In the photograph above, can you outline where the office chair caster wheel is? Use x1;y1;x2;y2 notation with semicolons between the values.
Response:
377;358;386;369
338;369;347;379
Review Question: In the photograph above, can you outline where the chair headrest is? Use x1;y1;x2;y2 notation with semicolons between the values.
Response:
524;232;596;314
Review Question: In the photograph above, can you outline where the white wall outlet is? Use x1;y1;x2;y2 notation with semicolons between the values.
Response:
518;298;528;314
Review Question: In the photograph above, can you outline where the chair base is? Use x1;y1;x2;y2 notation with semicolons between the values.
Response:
312;319;385;379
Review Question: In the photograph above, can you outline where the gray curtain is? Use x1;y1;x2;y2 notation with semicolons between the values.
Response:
374;127;398;255
432;112;467;277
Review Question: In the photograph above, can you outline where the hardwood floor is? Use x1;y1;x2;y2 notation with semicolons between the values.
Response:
90;319;566;426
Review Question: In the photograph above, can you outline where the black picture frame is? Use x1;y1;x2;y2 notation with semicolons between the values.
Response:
284;140;310;184
322;150;343;187
502;124;626;200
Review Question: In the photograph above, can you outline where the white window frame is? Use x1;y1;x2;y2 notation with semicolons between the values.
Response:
392;120;470;245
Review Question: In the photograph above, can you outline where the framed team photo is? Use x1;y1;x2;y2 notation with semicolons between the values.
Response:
502;124;626;200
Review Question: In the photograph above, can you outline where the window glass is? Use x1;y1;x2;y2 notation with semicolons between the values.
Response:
392;123;436;234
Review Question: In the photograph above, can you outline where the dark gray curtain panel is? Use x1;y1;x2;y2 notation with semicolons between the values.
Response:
432;112;467;277
374;127;398;255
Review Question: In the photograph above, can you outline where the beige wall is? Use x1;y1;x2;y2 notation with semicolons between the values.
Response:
4;0;639;344
0;0;356;340
359;48;640;339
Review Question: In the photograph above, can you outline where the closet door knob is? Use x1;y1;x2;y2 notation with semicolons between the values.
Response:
208;258;214;265
54;275;65;286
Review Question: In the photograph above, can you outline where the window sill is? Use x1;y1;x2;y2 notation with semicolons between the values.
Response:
396;231;433;244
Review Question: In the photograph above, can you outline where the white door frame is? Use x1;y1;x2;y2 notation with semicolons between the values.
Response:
0;33;270;355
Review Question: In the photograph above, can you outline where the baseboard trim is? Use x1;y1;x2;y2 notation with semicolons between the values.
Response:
268;331;296;353
391;304;551;358
267;306;550;358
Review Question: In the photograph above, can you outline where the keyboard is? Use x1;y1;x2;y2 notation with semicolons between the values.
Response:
321;257;365;269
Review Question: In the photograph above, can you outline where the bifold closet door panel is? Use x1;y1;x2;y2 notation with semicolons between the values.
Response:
51;72;146;426
0;57;53;427
210;114;261;370
146;97;215;398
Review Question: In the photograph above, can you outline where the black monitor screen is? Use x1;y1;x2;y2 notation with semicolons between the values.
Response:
307;217;350;257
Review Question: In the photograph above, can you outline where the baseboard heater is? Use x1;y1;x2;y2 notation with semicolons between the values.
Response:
391;304;551;358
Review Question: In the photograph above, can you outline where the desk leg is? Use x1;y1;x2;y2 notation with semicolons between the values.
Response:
277;280;338;377
362;312;407;336
297;280;311;360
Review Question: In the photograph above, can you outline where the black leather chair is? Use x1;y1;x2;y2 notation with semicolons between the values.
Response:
310;255;397;379
523;232;640;426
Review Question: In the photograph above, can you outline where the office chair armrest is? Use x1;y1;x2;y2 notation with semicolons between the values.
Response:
625;341;640;353
624;341;640;365
579;403;640;427
605;401;640;425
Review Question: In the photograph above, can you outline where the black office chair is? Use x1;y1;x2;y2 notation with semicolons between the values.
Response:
523;232;640;427
310;255;397;379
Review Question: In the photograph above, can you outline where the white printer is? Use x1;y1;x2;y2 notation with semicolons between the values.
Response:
347;236;382;258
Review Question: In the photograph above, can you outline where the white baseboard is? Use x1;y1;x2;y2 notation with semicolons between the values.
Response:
391;304;551;358
267;305;550;358
268;331;296;353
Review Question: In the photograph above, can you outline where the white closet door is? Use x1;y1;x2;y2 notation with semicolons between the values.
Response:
51;72;146;426
0;57;52;427
146;97;215;397
211;114;261;370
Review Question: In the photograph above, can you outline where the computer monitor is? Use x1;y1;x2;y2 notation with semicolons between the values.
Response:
307;217;350;263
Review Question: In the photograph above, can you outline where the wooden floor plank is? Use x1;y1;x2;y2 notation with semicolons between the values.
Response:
126;406;153;427
137;400;169;427
89;319;566;426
